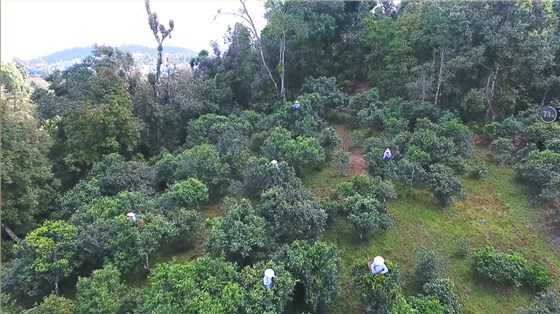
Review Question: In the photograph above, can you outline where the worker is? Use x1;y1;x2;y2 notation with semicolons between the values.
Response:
382;148;392;160
126;212;138;223
271;159;279;170
262;269;275;288
292;100;300;109
370;256;389;275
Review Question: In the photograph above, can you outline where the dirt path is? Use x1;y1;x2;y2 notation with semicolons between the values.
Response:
333;124;368;177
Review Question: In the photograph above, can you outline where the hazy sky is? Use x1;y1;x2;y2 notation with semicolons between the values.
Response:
1;0;267;61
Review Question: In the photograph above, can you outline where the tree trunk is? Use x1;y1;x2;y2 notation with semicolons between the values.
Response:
144;253;150;270
1;223;21;242
279;31;286;102
239;0;280;99
541;89;548;106
55;278;60;295
485;66;499;121
434;46;446;107
156;44;163;83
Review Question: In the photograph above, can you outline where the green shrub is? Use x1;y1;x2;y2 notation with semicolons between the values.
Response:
453;238;470;258
414;248;444;285
491;137;514;168
523;263;553;291
469;163;488;180
333;151;350;175
351;259;405;313
423;278;461;314
165;178;209;209
517;289;560;314
409;295;446;314
471;246;527;287
472;246;552;290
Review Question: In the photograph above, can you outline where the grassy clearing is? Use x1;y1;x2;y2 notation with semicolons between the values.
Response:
318;149;560;314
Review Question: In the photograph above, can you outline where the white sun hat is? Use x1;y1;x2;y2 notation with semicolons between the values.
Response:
373;256;384;265
264;269;275;278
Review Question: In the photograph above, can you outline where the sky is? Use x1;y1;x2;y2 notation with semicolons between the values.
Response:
1;0;267;61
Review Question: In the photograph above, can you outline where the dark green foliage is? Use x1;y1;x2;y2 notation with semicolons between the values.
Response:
216;129;252;176
237;261;296;314
53;70;143;173
422;278;461;314
348;89;380;111
1;102;58;237
142;257;295;313
259;186;327;244
424;164;465;206
414;248;444;285
341;195;393;240
272;98;326;137
300;76;348;118
359;15;415;98
524;263;554;291
439;119;474;159
453;238;470;258
333;151;350;175
185;113;253;147
65;188;201;272
526;123;560;148
517;290;560;314
492;137;514;168
318;126;341;153
163;178;209;209
516;150;560;196
261;127;326;173
89;153;157;196
142;257;243;313
1;62;29;98
472;246;527;287
469;163;489;180
205;198;272;266
409;295;446;314
2;221;79;298
75;264;140;314
238;157;302;196
472;246;552;290
1;293;24;314
282;241;343;312
334;175;397;201
351;259;406;314
175;144;231;194
24;294;75;314
170;209;204;248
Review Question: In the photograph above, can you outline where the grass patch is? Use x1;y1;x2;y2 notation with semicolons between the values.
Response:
319;151;559;314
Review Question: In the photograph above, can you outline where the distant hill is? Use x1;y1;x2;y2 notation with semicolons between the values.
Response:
25;44;197;75
27;45;196;64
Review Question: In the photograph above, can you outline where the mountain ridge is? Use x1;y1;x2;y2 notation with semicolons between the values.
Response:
28;44;197;63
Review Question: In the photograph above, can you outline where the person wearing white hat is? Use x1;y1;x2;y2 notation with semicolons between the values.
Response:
382;148;392;160
126;212;138;223
370;256;388;275
262;269;276;288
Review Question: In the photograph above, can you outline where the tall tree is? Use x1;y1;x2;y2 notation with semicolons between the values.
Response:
144;0;174;94
220;0;281;99
1;72;58;240
3;221;79;297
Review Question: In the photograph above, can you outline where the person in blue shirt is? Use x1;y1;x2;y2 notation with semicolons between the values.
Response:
292;100;300;109
370;256;389;275
382;148;392;160
262;269;275;288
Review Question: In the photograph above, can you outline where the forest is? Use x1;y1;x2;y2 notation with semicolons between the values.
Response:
1;0;560;313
